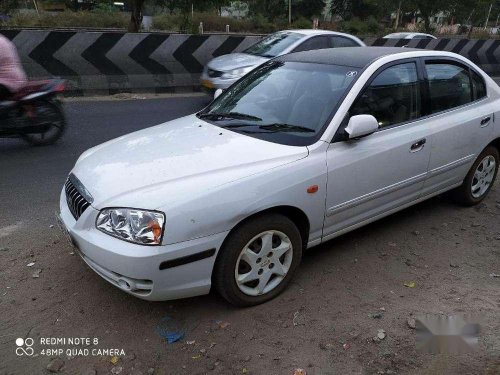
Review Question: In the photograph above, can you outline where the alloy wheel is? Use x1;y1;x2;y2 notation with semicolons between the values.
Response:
471;155;496;198
234;230;293;296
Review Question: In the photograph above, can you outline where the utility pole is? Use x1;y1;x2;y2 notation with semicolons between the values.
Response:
288;0;292;25
484;3;493;30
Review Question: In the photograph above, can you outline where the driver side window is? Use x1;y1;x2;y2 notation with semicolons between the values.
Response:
350;62;421;128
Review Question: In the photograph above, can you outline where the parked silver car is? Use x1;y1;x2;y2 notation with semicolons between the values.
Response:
200;29;365;92
60;47;499;306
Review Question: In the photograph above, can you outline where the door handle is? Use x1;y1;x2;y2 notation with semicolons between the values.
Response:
410;138;426;152
480;116;491;127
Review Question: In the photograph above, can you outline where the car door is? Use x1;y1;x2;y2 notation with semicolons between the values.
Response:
292;36;330;53
323;60;432;239
419;59;495;196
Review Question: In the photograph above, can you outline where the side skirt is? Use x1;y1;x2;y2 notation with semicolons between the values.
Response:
313;182;462;247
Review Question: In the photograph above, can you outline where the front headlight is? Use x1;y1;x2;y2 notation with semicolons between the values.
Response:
221;66;254;79
96;208;165;246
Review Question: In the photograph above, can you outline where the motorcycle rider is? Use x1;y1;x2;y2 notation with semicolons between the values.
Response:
0;34;27;100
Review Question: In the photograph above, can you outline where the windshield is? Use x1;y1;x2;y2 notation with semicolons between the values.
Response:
243;32;303;58
198;61;360;146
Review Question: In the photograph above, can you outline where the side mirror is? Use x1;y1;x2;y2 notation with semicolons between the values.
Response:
214;88;223;100
345;114;379;139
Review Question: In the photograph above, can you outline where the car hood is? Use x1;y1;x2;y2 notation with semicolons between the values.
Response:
72;114;308;209
207;53;269;72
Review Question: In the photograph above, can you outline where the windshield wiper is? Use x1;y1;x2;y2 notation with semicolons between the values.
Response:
257;123;315;133
198;112;262;121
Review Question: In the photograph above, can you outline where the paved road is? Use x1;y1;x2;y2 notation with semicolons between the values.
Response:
0;96;210;228
1;97;499;375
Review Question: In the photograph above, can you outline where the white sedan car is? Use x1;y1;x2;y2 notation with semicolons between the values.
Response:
59;47;499;306
383;32;436;40
200;29;365;92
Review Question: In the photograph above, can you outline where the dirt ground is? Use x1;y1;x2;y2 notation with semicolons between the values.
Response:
1;184;500;375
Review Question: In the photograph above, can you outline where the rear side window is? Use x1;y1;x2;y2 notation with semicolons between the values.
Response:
471;70;487;100
350;63;421;128
425;62;472;114
330;36;359;47
293;36;330;52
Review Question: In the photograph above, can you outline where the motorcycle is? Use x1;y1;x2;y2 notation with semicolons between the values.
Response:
0;79;67;146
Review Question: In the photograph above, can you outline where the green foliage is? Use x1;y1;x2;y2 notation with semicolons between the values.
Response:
0;0;20;15
340;17;365;34
291;17;312;29
339;16;380;35
292;0;325;19
1;10;128;28
248;0;325;23
92;2;117;13
152;11;275;33
366;15;380;34
251;13;277;32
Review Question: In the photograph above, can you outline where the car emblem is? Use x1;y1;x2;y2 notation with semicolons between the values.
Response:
346;71;358;77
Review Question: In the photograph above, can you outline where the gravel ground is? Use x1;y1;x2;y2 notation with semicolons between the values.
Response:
1;98;500;375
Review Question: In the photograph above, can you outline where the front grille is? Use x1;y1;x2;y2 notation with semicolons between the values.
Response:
65;178;90;220
207;68;223;78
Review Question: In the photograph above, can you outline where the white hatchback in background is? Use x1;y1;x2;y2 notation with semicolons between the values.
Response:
200;29;365;92
384;32;437;40
60;47;500;306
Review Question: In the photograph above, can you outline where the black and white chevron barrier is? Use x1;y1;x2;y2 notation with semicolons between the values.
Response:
0;30;260;95
1;29;499;95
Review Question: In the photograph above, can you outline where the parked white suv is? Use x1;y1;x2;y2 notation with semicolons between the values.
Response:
59;47;499;306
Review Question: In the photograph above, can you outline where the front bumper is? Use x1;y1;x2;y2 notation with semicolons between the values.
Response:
58;189;229;301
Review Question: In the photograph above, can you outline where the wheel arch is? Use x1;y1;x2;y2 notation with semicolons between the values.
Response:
214;205;311;270
489;137;500;153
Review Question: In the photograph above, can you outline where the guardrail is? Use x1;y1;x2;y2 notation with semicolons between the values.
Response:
1;29;499;96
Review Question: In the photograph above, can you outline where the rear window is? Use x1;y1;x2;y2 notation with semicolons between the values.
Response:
330;36;360;47
425;62;472;114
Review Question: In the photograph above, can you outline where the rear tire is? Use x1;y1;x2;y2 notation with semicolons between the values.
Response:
213;214;302;307
451;146;499;206
21;99;66;146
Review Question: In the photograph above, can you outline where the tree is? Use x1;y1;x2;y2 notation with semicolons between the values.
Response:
248;0;285;21
292;0;325;19
128;0;145;32
0;0;19;15
329;0;351;20
413;0;448;32
248;0;325;22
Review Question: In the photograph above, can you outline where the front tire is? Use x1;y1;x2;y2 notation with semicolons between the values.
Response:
213;214;302;307
452;146;499;206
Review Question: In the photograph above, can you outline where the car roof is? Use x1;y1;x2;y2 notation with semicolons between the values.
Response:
384;32;435;39
277;46;421;68
285;29;347;36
